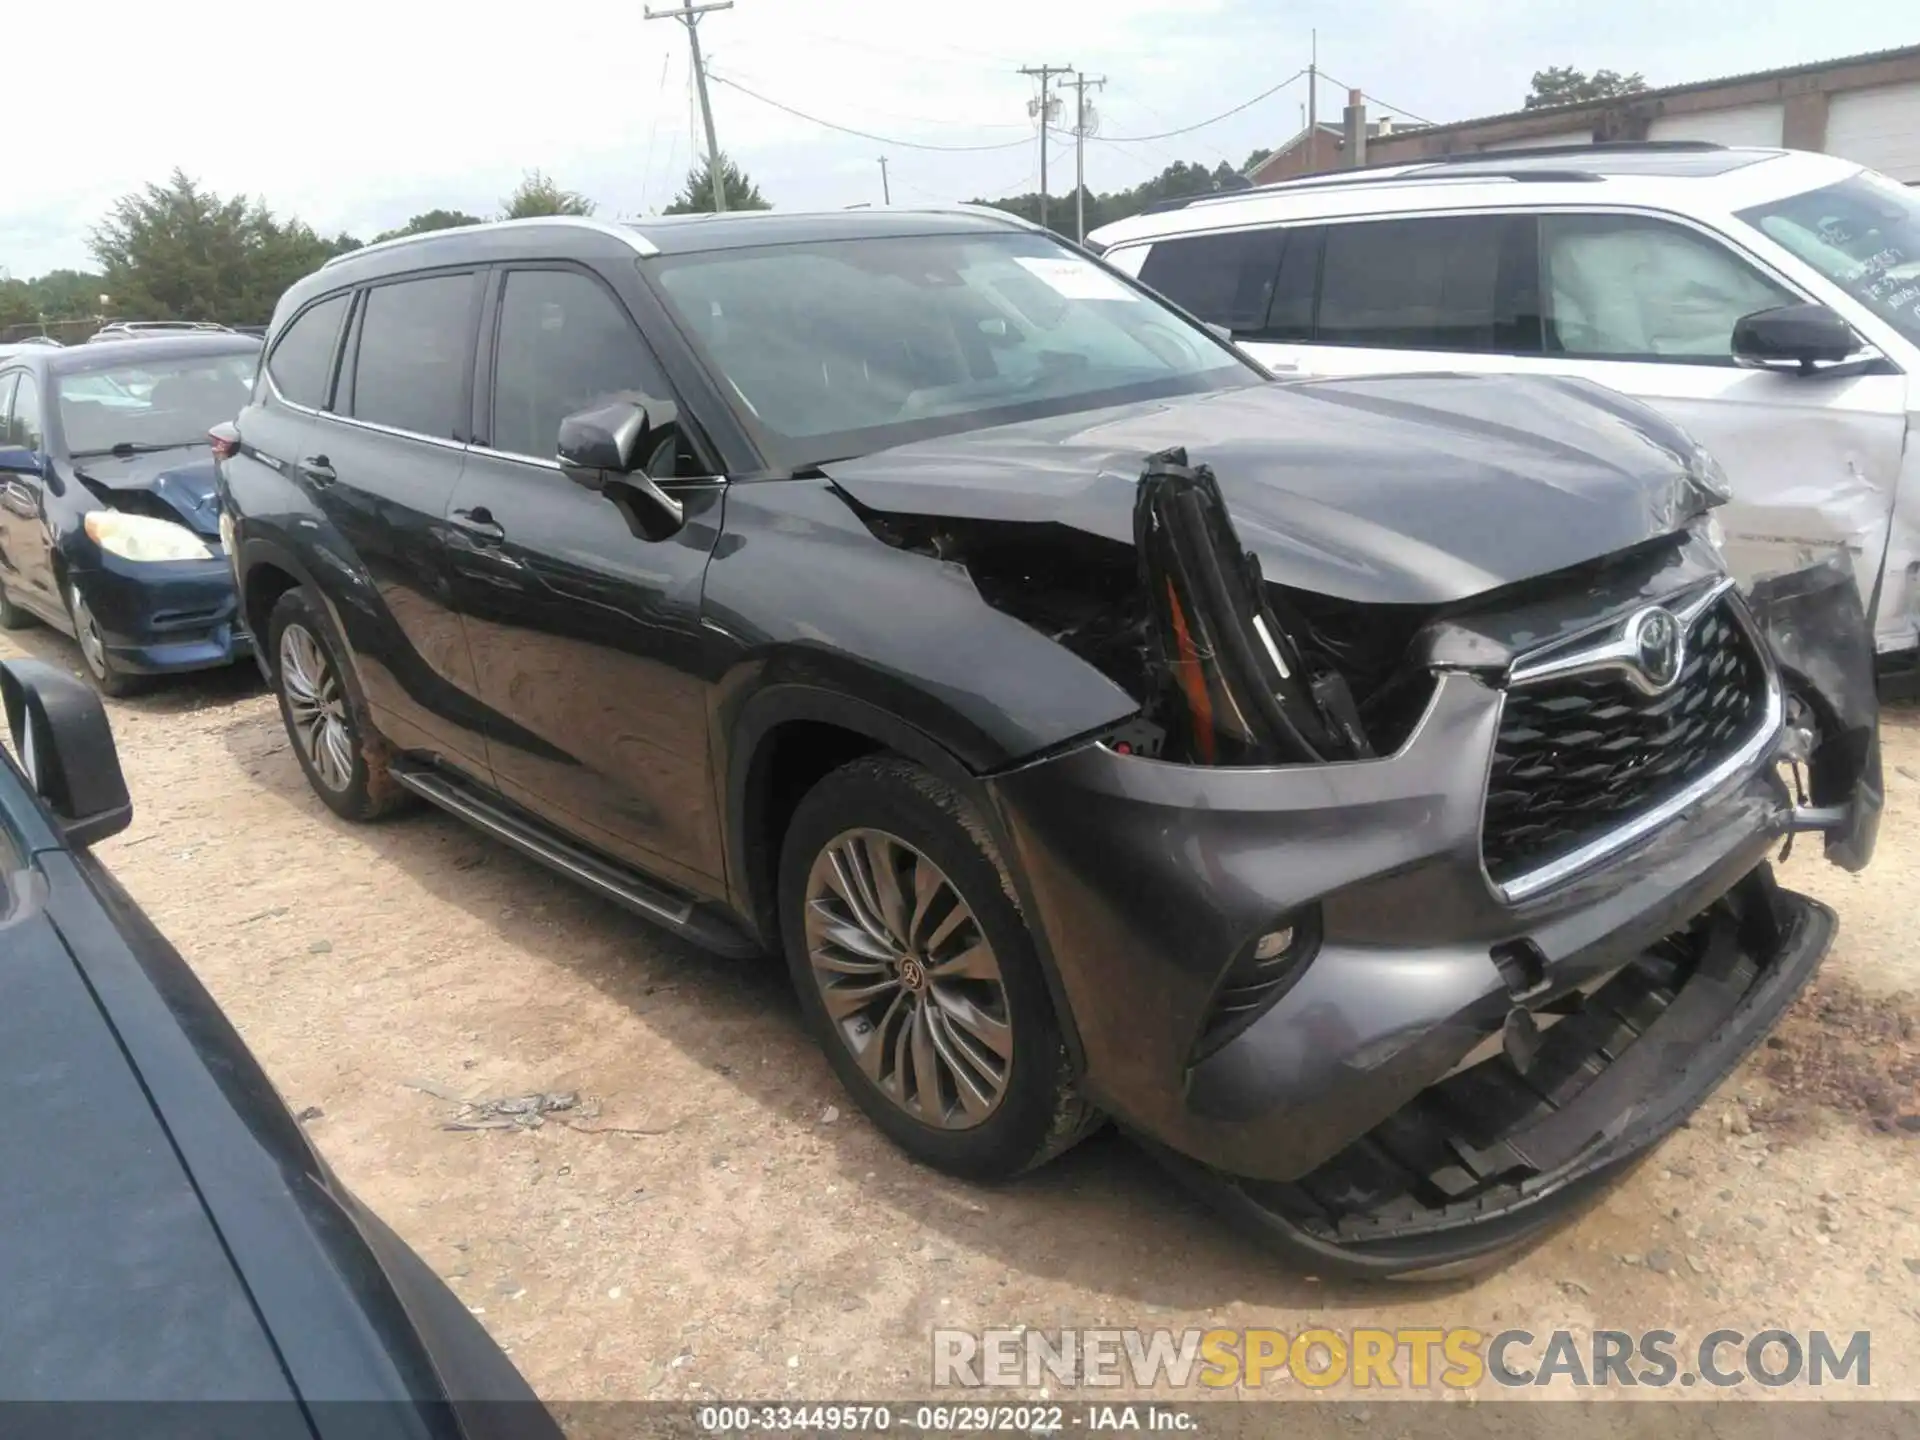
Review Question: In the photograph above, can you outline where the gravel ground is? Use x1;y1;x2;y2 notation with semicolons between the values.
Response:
13;620;1920;1407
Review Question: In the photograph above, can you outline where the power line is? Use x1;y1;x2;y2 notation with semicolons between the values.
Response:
706;63;1030;129
707;71;1033;151
1317;70;1437;126
1082;69;1308;142
638;49;676;212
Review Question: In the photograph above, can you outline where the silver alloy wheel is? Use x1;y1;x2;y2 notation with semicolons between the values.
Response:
278;622;355;793
70;584;109;679
803;828;1014;1129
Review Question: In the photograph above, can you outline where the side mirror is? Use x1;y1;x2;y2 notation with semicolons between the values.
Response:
1733;303;1863;375
0;659;132;846
556;399;687;542
1204;322;1234;344
0;446;42;476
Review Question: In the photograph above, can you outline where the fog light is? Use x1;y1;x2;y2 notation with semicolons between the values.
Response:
1253;926;1295;961
1192;910;1323;1062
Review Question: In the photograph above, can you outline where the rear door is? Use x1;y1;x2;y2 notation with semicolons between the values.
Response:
314;271;492;774
444;262;728;892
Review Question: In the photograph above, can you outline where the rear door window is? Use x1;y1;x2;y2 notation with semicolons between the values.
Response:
1540;213;1797;362
344;274;479;439
266;293;349;409
1137;228;1288;337
1316;214;1538;353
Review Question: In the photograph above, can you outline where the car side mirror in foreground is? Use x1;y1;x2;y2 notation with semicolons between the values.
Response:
556;399;687;542
1732;303;1867;375
0;446;42;476
0;659;132;846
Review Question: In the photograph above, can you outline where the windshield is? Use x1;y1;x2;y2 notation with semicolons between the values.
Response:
1738;172;1920;348
56;351;259;455
649;230;1256;467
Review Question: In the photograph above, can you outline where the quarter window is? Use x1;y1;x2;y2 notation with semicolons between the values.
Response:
1316;214;1536;352
490;269;673;463
1137;229;1287;337
266;293;348;409
346;274;478;439
1540;214;1795;362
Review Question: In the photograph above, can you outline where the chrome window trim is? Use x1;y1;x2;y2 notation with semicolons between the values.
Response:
260;368;467;453
1491;582;1782;905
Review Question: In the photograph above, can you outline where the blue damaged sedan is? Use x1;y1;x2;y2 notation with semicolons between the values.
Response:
0;333;259;694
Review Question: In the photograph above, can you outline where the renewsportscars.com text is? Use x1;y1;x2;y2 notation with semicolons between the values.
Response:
932;1327;1871;1391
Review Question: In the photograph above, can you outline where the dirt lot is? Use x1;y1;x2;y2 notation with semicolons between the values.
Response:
13;619;1920;1406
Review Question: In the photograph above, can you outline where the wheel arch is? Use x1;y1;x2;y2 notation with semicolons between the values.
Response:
723;683;1086;1071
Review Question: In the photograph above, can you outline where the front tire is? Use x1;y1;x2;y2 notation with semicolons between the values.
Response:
266;587;407;822
779;754;1098;1181
0;580;34;630
67;581;140;697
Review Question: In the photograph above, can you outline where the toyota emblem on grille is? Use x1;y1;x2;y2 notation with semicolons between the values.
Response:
1630;607;1683;692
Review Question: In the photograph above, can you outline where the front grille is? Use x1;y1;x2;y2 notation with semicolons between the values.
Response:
1483;595;1769;890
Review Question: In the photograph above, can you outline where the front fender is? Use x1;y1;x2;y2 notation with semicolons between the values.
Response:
1750;555;1881;871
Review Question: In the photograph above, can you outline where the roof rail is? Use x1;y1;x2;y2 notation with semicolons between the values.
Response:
1424;139;1727;165
1122;139;1732;218
321;215;661;269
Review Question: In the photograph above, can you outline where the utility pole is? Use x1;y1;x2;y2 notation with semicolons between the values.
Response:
877;156;891;204
647;0;733;213
1019;64;1071;230
1068;73;1105;243
1306;28;1317;167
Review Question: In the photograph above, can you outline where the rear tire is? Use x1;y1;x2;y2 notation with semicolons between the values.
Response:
779;754;1099;1181
266;587;407;822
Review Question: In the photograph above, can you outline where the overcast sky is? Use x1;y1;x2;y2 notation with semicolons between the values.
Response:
3;2;1913;279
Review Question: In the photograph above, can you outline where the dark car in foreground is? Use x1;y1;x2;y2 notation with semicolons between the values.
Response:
0;659;558;1435
0;334;259;694
218;210;1880;1277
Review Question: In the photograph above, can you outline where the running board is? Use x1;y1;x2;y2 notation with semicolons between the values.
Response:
389;760;761;959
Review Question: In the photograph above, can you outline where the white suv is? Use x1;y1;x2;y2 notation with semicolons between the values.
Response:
1090;144;1920;662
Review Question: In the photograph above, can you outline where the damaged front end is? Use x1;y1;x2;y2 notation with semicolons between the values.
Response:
829;400;1880;1276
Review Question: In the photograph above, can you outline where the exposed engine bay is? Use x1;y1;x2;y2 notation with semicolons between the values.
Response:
852;446;1439;766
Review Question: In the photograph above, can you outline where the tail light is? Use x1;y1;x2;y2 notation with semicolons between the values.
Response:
208;422;240;461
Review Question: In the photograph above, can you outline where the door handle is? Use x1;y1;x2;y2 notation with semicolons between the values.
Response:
449;506;506;544
299;455;336;486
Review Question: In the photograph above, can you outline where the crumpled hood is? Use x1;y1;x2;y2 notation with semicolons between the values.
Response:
72;448;220;536
822;374;1724;605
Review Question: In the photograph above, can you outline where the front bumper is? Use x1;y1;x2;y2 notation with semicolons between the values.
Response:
71;553;251;676
984;566;1878;1191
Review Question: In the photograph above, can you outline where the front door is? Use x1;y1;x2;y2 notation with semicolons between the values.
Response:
1236;210;1911;651
445;263;727;893
0;371;58;616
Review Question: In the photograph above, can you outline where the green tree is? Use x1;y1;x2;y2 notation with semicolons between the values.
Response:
663;155;771;214
88;169;357;325
970;158;1239;240
1525;66;1648;109
1242;146;1274;172
0;279;36;331
30;269;107;320
500;171;595;218
372;208;485;244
